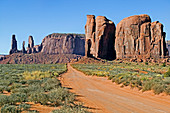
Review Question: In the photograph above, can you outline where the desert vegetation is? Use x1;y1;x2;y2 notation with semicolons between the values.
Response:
72;62;170;95
0;64;90;113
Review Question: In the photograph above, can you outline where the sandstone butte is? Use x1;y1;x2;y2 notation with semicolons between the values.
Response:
85;14;169;60
85;15;116;60
9;33;85;56
115;14;168;60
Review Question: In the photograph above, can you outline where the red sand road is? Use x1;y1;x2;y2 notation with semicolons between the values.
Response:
61;64;170;113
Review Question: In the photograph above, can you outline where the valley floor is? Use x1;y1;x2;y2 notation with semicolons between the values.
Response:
61;64;170;113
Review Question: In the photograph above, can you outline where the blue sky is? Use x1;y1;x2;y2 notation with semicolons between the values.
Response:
0;0;170;54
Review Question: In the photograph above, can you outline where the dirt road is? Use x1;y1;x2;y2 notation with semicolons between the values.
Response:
61;64;170;113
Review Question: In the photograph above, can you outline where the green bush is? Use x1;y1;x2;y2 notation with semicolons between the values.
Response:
48;87;75;106
164;68;170;77
165;85;170;95
145;62;148;65
0;95;8;107
1;104;20;113
162;62;166;67
52;104;91;113
18;103;31;111
43;78;61;92
29;93;49;105
151;84;165;94
27;110;39;113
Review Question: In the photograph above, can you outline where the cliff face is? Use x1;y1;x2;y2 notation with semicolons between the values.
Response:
9;33;85;56
115;14;167;59
85;15;116;60
41;33;85;55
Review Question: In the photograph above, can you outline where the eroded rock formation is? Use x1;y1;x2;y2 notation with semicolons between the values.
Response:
115;14;167;59
27;36;35;54
28;36;34;48
9;33;85;56
26;36;43;54
22;41;26;53
41;33;85;55
85;15;116;60
9;35;18;54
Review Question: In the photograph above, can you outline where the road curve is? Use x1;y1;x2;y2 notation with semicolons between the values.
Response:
61;64;170;113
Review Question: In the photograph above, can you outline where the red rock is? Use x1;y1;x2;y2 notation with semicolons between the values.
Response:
41;33;85;55
115;14;167;59
22;41;26;54
150;21;166;58
28;36;34;48
9;34;18;54
85;15;95;57
85;15;116;60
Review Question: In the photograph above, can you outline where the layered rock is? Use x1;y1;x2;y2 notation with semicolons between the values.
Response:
115;14;167;59
41;33;85;55
85;15;116;60
9;33;85;56
9;35;18;54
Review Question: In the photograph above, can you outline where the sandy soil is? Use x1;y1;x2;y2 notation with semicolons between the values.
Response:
61;64;170;113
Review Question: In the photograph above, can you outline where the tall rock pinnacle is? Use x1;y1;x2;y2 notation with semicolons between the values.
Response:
9;34;18;54
22;41;26;53
28;36;34;48
85;15;116;60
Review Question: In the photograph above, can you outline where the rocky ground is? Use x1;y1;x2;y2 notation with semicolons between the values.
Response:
0;53;83;64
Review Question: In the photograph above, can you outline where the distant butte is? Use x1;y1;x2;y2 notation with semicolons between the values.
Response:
9;33;85;56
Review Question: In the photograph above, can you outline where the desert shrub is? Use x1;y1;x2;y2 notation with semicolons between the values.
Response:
164;68;170;77
108;75;114;80
48;87;75;106
27;110;39;113
151;84;165;94
26;79;42;85
29;93;48;105
162;62;166;67
163;77;170;84
0;80;11;86
0;86;6;93
7;93;22;105
11;87;29;94
18;103;31;111
23;71;52;80
142;77;166;94
1;104;20;113
19;80;27;84
10;83;24;90
142;80;154;91
1;103;30;113
130;78;142;88
165;85;170;95
0;95;8;107
43;78;61;92
51;104;90;113
145;62;148;65
13;93;28;103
